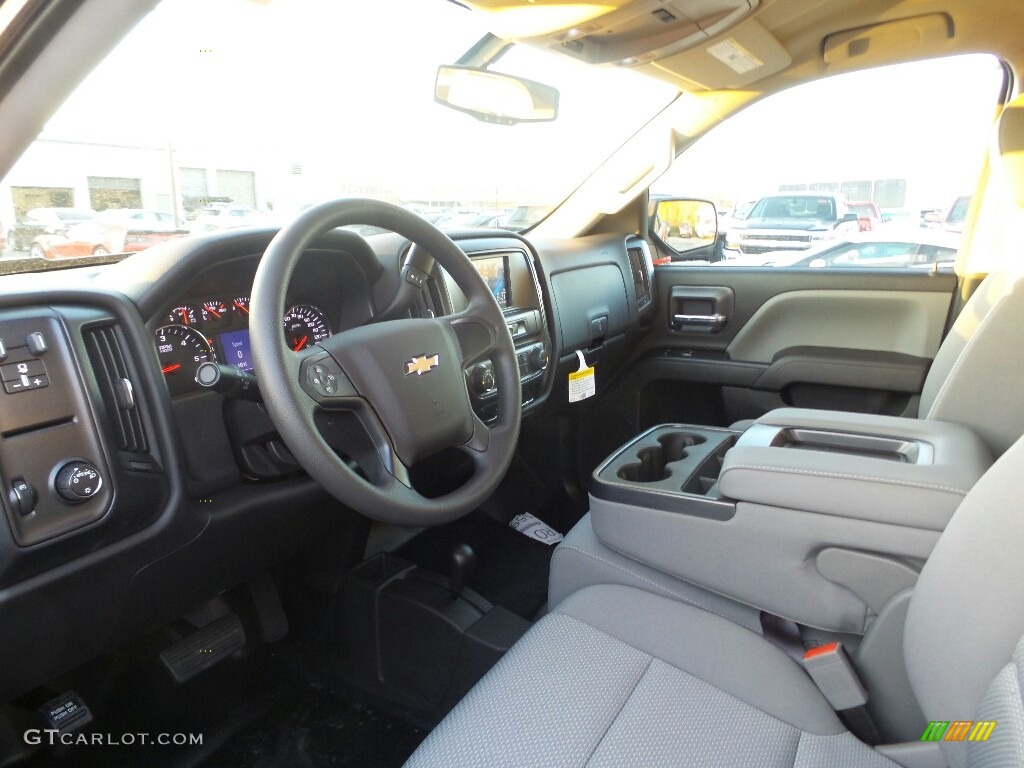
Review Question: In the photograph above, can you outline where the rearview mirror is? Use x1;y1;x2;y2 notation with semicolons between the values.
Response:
649;197;718;261
434;65;559;126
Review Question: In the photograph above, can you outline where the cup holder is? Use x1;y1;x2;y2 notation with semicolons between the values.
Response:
616;432;707;483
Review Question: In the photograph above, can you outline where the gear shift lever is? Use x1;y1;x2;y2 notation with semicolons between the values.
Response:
450;543;477;599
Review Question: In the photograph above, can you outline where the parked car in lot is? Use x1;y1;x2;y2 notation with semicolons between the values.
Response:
6;207;97;251
188;205;263;233
723;193;861;257
943;194;972;233
720;230;961;268
29;209;188;258
848;201;883;231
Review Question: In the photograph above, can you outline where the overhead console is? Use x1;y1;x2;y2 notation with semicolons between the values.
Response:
459;0;793;91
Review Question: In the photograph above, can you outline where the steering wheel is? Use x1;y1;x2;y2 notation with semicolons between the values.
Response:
249;199;521;526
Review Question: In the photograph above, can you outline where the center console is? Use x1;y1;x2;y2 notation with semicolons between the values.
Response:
583;408;992;635
442;244;552;422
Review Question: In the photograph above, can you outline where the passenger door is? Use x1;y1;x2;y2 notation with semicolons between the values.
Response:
577;54;1004;469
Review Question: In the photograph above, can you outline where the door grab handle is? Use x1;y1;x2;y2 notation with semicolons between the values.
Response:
672;313;727;332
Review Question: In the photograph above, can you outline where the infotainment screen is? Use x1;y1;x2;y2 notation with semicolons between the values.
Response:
218;328;255;372
472;255;509;309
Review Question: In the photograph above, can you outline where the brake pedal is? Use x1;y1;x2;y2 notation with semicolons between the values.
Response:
159;614;246;683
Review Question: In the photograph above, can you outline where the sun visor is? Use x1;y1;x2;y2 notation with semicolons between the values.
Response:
647;16;791;90
464;0;760;65
822;14;954;69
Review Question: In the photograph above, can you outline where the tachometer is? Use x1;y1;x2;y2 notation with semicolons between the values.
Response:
155;324;216;396
168;305;198;326
283;304;331;351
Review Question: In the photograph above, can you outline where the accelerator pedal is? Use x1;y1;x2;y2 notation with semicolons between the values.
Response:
159;613;246;683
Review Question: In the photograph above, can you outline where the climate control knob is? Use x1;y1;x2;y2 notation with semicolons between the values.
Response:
54;462;103;504
530;345;549;371
471;364;496;395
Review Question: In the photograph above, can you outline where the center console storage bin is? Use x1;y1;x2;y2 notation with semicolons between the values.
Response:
587;409;993;634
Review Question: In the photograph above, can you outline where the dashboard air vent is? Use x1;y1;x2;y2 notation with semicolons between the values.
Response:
627;246;651;308
84;324;148;454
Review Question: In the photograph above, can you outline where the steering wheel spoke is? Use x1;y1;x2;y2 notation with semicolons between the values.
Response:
446;300;503;367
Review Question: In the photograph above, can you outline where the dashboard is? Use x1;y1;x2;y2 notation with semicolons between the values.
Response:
0;222;654;702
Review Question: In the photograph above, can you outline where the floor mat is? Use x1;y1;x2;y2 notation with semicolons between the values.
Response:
16;638;426;768
394;511;557;619
202;682;427;768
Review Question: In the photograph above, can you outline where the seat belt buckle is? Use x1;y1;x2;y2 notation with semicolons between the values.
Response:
802;642;868;711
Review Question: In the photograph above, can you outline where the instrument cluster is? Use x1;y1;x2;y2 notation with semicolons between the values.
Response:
155;296;332;396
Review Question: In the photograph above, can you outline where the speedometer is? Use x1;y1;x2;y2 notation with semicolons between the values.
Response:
155;324;216;396
283;305;332;351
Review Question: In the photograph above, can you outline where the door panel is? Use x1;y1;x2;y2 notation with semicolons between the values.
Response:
726;289;950;362
577;265;958;474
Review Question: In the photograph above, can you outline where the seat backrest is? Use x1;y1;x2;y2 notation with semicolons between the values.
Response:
919;93;1024;457
905;94;1024;768
919;270;1024;456
904;432;1024;768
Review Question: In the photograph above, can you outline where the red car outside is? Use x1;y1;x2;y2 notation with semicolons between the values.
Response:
29;209;189;259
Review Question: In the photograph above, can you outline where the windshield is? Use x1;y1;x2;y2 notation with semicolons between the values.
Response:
0;0;676;273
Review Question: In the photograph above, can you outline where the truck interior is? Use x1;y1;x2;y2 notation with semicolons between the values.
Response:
0;0;1023;766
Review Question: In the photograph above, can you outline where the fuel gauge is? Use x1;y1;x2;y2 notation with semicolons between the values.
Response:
232;296;250;319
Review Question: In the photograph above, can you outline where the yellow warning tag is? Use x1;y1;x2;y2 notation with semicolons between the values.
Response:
569;350;596;403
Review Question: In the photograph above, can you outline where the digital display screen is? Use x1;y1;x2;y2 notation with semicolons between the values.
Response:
473;255;509;308
218;328;254;372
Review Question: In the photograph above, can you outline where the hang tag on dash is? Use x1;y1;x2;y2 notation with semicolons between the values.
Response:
568;350;595;403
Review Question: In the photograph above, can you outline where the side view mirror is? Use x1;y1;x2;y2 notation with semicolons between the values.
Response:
840;213;859;224
434;65;559;126
649;197;718;260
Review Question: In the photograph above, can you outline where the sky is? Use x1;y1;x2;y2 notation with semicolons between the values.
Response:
30;0;1009;212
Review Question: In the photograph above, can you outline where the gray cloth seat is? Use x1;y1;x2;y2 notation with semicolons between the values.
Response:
406;430;1024;768
407;585;895;768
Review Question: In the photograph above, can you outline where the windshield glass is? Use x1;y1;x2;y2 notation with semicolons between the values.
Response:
0;0;676;273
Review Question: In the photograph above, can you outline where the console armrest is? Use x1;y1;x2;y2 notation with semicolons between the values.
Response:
719;408;993;530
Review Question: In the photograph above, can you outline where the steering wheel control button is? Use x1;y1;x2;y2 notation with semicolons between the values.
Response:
26;332;48;355
404;267;429;288
55;462;103;503
9;479;38;516
301;355;356;400
308;362;340;395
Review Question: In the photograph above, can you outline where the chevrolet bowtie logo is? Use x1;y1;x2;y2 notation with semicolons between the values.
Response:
405;354;440;376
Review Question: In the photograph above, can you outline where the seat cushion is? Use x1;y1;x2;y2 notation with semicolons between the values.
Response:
405;585;895;768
